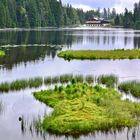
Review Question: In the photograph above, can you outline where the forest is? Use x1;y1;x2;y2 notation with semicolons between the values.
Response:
0;0;117;28
114;1;140;29
0;0;140;29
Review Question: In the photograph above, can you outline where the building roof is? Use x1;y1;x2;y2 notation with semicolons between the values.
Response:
85;18;110;24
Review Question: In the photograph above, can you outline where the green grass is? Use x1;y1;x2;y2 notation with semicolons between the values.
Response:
74;75;84;83
118;81;140;98
33;82;140;136
0;50;5;58
0;77;43;92
58;49;140;60
97;74;118;88
44;77;52;85
85;75;94;84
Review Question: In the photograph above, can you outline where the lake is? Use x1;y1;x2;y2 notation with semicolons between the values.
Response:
0;27;140;140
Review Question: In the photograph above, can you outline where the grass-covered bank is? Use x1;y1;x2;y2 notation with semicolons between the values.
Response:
33;82;140;135
58;49;140;60
0;50;5;58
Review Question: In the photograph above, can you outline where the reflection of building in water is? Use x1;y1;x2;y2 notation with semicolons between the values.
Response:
85;18;110;27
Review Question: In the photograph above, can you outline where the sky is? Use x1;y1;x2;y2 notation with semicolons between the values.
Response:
62;0;140;13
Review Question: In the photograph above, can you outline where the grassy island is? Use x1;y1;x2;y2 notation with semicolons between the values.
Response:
33;81;140;136
58;49;140;60
0;51;5;58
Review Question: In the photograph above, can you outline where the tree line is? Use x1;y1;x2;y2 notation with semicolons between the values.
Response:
1;0;140;29
114;1;140;29
0;0;81;28
0;0;118;28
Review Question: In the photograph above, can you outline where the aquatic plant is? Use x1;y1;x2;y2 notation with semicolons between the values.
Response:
85;75;94;84
51;76;60;84
58;49;140;60
10;80;28;90
118;81;140;98
97;74;118;88
0;50;5;58
0;77;43;92
74;75;84;83
28;77;43;88
33;82;140;135
44;77;52;85
0;82;10;92
60;74;73;83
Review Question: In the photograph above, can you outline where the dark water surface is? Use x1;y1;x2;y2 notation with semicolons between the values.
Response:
0;28;140;140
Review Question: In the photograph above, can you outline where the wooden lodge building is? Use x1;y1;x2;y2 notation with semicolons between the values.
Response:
85;18;110;27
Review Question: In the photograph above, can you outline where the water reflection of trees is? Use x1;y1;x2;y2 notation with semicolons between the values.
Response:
0;46;61;70
0;31;75;46
134;37;140;49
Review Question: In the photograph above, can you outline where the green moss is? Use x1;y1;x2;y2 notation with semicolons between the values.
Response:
58;49;140;60
0;50;5;58
33;82;140;135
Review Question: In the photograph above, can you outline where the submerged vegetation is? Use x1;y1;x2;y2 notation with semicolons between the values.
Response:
0;50;5;58
58;50;140;60
97;75;118;88
33;82;140;135
118;81;140;98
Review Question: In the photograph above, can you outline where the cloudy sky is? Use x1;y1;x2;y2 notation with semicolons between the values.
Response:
62;0;140;13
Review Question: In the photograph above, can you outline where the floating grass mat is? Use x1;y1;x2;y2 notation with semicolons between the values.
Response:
0;77;43;92
0;50;5;58
118;81;140;98
33;82;140;136
58;49;140;60
97;74;118;88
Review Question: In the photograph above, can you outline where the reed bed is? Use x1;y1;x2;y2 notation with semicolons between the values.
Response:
97;74;118;88
118;81;140;98
44;77;52;85
85;75;94;84
0;77;43;92
0;74;120;92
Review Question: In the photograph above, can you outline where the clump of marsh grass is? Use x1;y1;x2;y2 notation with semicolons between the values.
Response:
0;77;43;92
118;81;140;98
10;80;28;91
85;75;94;84
0;82;10;92
28;77;43;88
44;77;52;85
51;76;60;84
97;74;118;88
74;75;84;83
60;74;73;83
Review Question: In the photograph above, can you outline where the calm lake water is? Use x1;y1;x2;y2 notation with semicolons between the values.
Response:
0;27;140;140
